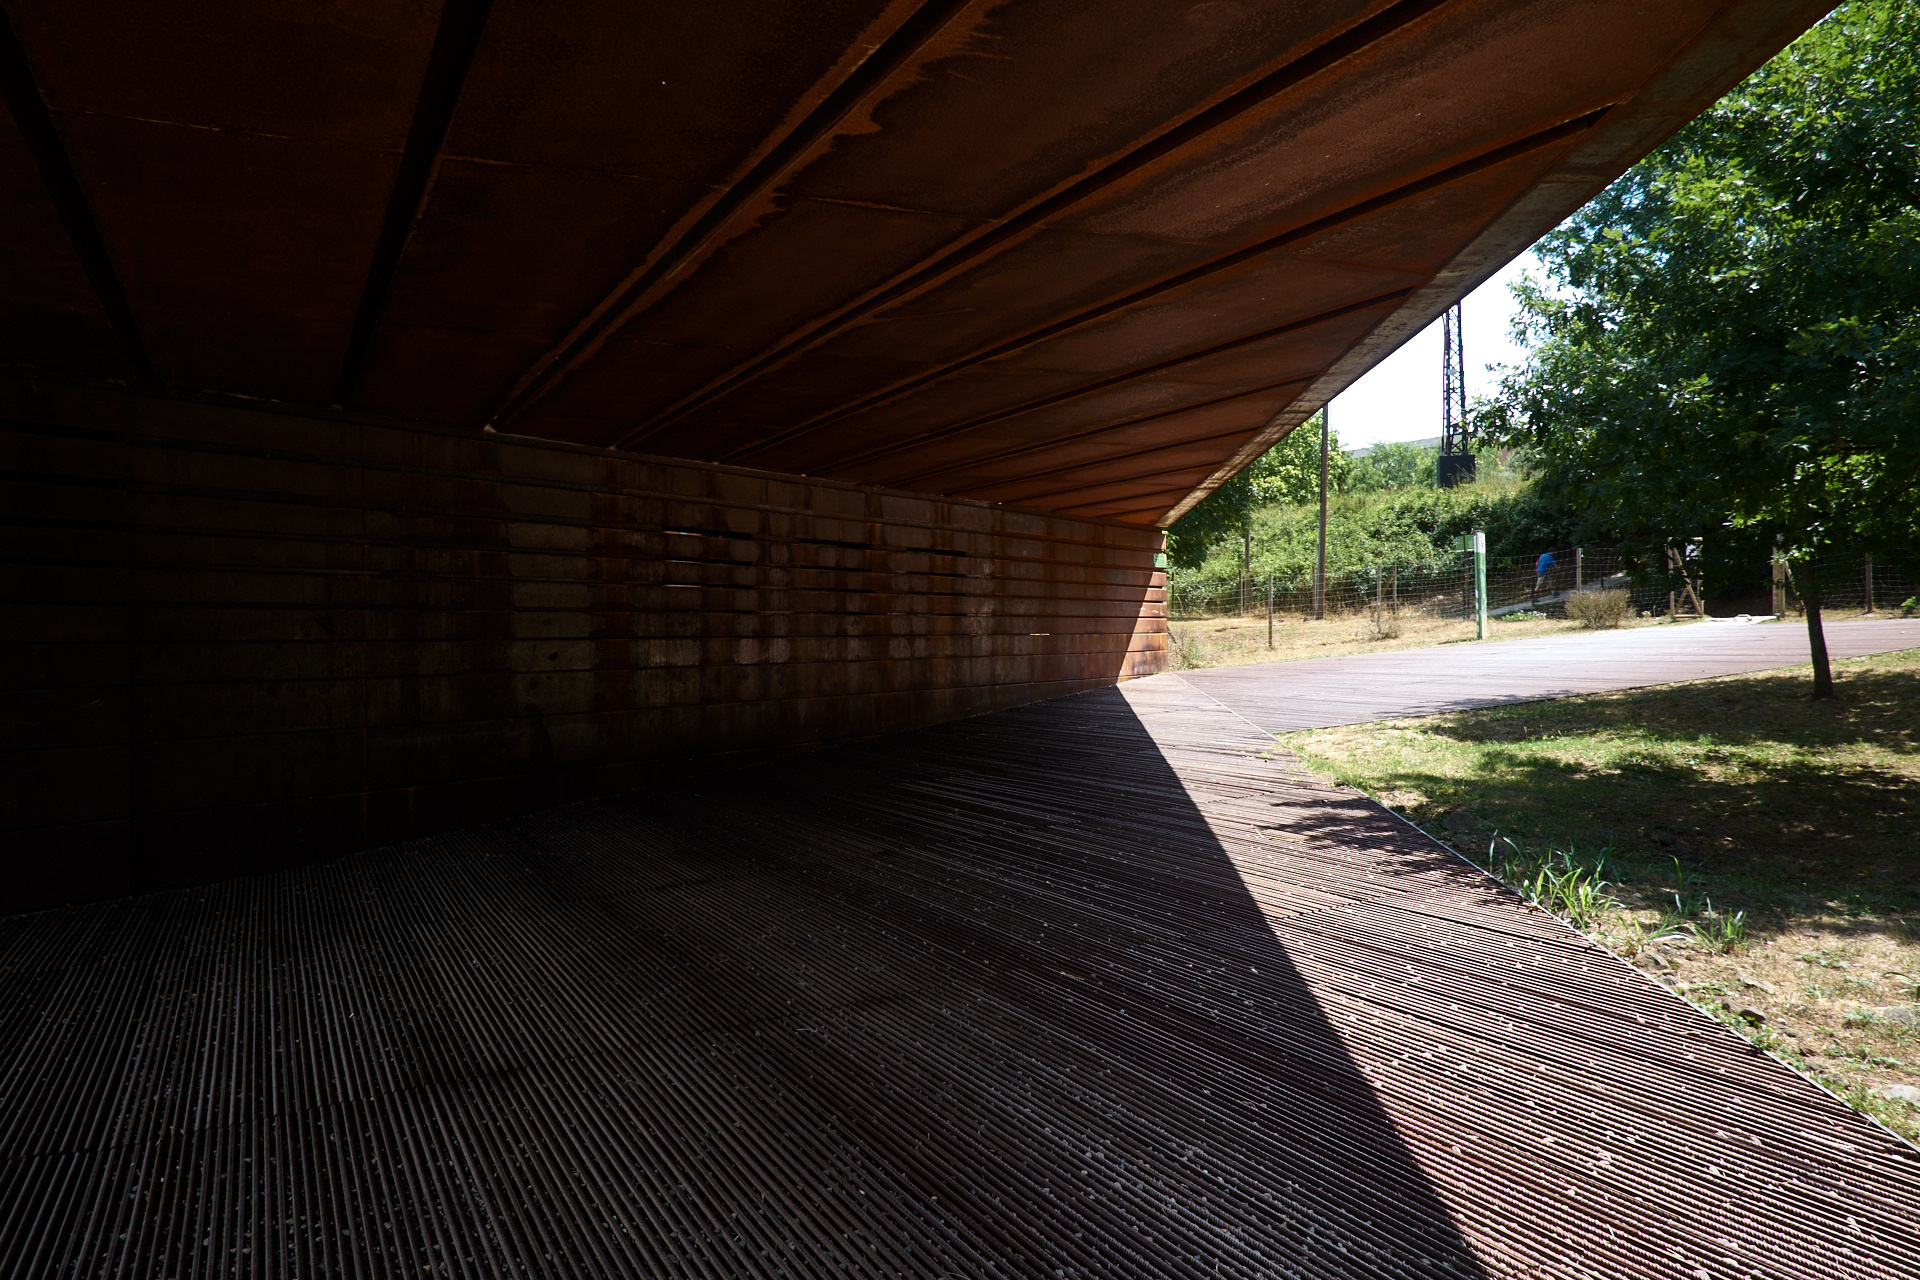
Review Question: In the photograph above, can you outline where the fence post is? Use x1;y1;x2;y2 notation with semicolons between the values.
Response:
1865;554;1875;614
1459;535;1471;622
1574;545;1582;591
1266;574;1274;648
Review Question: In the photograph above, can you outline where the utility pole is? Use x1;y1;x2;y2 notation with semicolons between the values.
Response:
1314;406;1329;620
1437;302;1474;488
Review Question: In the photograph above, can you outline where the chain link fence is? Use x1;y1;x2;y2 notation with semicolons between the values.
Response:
1169;545;1637;621
1170;544;1916;623
1781;556;1916;615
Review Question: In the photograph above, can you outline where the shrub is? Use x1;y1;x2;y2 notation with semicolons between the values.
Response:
1566;588;1631;629
1358;611;1403;640
1167;624;1217;670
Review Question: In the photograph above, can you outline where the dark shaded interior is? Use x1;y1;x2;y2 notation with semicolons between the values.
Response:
0;377;1164;915
0;683;1485;1278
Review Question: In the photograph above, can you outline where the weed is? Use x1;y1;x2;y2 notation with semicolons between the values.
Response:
1168;625;1218;670
1485;838;1617;931
1361;611;1404;640
1688;899;1748;953
1668;858;1708;918
1616;912;1690;957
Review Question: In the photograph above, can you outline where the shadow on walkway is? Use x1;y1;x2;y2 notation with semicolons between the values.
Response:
0;684;1483;1277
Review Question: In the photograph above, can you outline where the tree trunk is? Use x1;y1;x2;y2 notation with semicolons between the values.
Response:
1805;591;1833;699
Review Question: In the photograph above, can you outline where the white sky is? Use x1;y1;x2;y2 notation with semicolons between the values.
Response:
1330;252;1539;449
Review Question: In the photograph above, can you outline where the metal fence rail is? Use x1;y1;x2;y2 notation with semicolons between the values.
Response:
1169;545;1633;622
1170;546;1916;624
1791;556;1916;615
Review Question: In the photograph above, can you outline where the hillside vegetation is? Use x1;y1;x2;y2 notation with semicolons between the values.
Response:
1173;431;1581;592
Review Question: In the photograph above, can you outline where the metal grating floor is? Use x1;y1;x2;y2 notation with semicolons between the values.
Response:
3;674;1916;1277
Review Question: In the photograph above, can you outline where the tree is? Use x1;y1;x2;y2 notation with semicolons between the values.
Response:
1482;0;1920;697
1165;411;1347;570
1248;410;1351;507
1348;440;1436;492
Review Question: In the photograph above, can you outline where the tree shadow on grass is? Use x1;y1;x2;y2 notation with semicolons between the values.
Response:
1357;664;1920;922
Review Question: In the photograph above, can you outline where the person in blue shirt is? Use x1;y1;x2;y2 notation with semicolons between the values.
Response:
1532;550;1557;606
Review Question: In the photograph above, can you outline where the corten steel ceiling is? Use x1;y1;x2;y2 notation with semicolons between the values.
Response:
0;0;1831;525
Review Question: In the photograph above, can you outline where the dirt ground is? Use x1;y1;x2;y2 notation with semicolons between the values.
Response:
1282;643;1920;1143
1171;606;1648;669
1169;604;1902;670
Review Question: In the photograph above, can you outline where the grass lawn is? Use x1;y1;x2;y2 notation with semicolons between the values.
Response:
1282;645;1920;1142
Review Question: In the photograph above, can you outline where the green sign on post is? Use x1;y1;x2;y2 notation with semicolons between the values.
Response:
1472;529;1487;639
1457;530;1487;639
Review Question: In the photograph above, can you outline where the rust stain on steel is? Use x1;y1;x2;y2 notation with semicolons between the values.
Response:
4;673;1915;1275
0;0;1837;524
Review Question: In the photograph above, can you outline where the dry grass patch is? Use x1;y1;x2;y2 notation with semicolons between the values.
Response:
1165;608;1689;670
1283;646;1920;1141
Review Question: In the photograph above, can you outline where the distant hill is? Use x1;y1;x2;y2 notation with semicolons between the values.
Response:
1345;436;1440;457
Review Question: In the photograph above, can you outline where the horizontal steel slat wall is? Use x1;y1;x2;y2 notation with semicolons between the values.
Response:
0;376;1167;913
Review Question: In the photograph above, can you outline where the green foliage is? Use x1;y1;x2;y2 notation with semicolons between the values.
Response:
1166;412;1354;570
1167;410;1570;577
1483;0;1920;609
1163;469;1255;571
1249;411;1352;507
1348;440;1436;493
1179;479;1581;588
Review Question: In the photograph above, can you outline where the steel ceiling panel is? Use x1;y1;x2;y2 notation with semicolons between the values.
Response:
0;108;125;376
0;0;1833;524
4;0;433;400
354;0;917;423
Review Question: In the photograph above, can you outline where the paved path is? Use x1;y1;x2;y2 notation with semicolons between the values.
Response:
1180;617;1920;732
4;674;1916;1277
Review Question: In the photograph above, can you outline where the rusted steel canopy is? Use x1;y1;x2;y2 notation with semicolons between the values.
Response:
0;0;1832;525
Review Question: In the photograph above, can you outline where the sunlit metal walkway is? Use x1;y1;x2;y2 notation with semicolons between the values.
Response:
4;673;1916;1277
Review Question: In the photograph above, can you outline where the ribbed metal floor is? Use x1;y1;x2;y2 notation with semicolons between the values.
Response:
4;675;1916;1277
